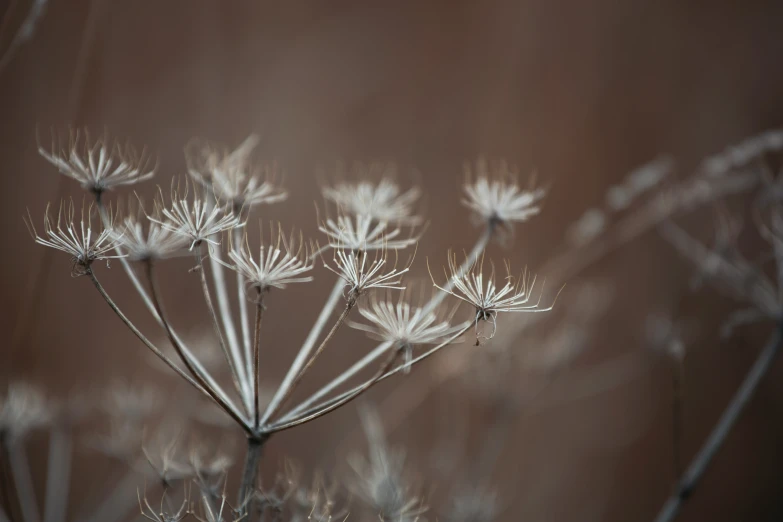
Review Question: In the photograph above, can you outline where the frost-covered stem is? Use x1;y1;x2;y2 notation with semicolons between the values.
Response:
85;269;208;398
95;202;237;412
271;322;473;431
238;436;265;516
253;291;265;429
145;261;252;435
43;428;71;522
280;225;493;422
195;248;247;411
82;470;139;522
208;243;252;410
653;323;783;522
265;299;356;424
260;279;345;425
7;445;39;522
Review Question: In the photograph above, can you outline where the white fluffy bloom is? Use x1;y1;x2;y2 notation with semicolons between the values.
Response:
186;135;287;210
430;252;555;338
150;183;243;249
218;224;315;293
323;175;421;224
462;158;545;228
38;129;154;193
27;200;125;275
319;213;419;252
325;247;410;299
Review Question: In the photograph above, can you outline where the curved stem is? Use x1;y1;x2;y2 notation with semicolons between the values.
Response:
260;279;346;425
264;300;355;424
195;248;247;413
268;322;472;432
279;225;493;422
268;347;401;433
86;269;208;398
144;261;251;435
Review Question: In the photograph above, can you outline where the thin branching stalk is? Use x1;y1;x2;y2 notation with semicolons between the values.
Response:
236;227;254;394
253;290;265;429
267;345;403;433
0;442;17;522
279;225;494;422
260;279;346;425
208;243;252;410
8;445;39;522
268;322;473;432
145;261;252;435
94;201;239;413
195;248;248;411
653;323;783;522
43;428;71;522
85;268;209;399
264;300;356;424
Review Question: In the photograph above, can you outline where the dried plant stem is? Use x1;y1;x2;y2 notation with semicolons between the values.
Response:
43;428;71;522
85;269;209;400
238;436;265;516
95;202;237;413
0;442;20;522
260;279;346;425
208;244;252;409
264;300;356;424
145;261;252;434
653;323;783;522
195;248;247;411
270;322;473;431
280;224;494;422
253;292;265;429
7;444;39;522
236;228;254;389
269;346;403;432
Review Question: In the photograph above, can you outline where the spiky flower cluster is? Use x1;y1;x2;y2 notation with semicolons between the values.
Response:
38;129;155;194
323;173;422;225
187;135;287;211
326;248;411;300
26;200;125;275
431;252;554;339
222;224;314;294
462;158;545;234
349;291;466;369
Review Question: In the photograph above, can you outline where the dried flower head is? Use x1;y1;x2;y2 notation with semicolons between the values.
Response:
430;252;555;339
462;158;545;235
318;212;420;252
0;382;50;443
38;128;154;193
186;135;287;211
142;425;195;486
348;291;466;370
323;173;422;224
138;486;190;522
217;223;314;294
348;407;427;522
325;246;411;300
26;199;125;275
114;198;189;261
150;182;243;249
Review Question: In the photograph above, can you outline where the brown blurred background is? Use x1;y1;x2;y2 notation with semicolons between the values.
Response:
3;1;783;521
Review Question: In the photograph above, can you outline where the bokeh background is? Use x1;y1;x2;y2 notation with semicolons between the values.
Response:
3;1;783;521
